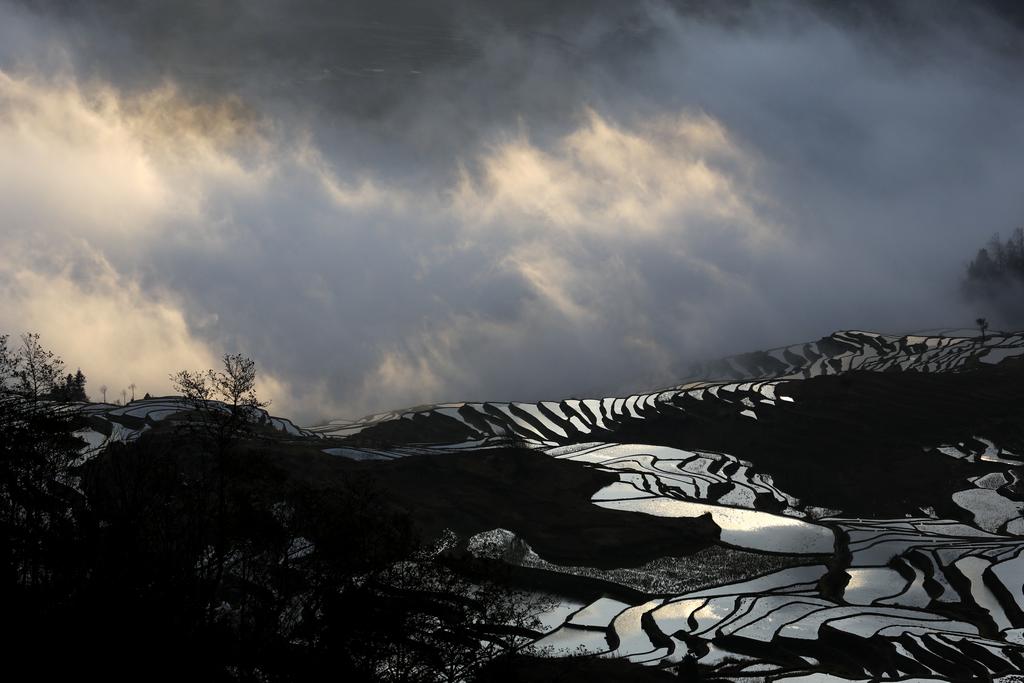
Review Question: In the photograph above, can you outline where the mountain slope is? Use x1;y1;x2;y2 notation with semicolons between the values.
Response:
72;329;1024;680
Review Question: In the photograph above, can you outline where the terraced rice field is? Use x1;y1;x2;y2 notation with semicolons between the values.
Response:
75;330;1024;680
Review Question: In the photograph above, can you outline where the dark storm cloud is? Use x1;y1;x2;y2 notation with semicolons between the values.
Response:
2;1;1023;422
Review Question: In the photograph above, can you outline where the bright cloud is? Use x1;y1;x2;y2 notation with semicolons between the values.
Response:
0;68;782;419
2;1;1023;423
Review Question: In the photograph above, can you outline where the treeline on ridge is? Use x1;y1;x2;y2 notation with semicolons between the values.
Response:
963;227;1024;324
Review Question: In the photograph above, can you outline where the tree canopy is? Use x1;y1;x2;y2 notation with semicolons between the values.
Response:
963;227;1024;324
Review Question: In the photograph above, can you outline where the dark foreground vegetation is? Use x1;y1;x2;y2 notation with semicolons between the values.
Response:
1;332;720;681
0;334;533;681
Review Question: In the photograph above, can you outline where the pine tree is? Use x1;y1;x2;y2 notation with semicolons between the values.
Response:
962;227;1024;325
51;369;88;402
74;370;87;401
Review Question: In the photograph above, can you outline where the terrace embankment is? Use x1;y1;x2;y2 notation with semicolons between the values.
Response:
260;445;721;569
611;361;1024;518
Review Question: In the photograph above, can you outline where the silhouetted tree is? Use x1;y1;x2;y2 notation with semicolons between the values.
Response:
967;247;999;281
72;369;87;401
51;370;88;402
171;353;271;617
0;332;87;600
963;228;1024;324
172;354;268;439
12;333;63;402
977;317;989;342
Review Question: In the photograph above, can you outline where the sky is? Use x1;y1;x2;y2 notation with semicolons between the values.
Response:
1;0;1023;423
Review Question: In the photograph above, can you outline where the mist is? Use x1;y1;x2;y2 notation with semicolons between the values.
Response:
2;0;1023;423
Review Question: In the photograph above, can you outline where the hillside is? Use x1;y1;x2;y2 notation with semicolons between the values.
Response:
67;330;1024;680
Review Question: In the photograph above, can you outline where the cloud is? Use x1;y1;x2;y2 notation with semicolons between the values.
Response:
1;1;1024;423
0;64;777;419
455;110;764;238
0;245;219;399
